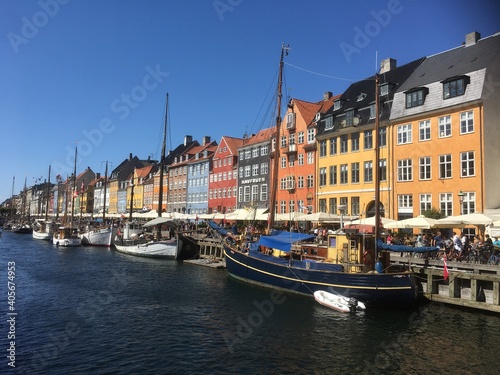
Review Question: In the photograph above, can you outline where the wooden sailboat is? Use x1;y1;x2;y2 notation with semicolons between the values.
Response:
80;161;114;246
222;45;419;309
53;145;82;247
33;165;55;240
114;94;177;258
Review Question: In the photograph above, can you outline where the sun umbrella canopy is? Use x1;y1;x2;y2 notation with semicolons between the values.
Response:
143;217;174;227
346;217;395;226
435;213;495;227
384;215;437;229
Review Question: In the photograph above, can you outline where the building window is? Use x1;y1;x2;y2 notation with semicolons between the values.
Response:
419;120;431;141
364;161;373;182
351;197;360;216
340;135;348;153
251;185;259;202
379;127;387;148
244;166;251;177
319;140;327;157
397;124;412;144
319;199;327;213
443;76;468;99
462;191;476;214
245;150;251;159
307;128;315;143
340;164;348;184
329;137;337;155
243;186;250;202
369;104;375;119
307;175;314;188
280;156;286;168
260;184;268;202
419;157;431;180
439;154;452;179
329;165;337;185
438;115;451;138
252;164;259;176
345;110;354;126
307;152;314;165
319;167;327;186
289;200;295;213
364;130;373;149
289;133;296;145
297;176;304;189
333;99;342;110
398;194;413;210
420;193;432;214
439;193;453;216
351;132;360;152
397;159;413;181
460;151;475;177
329;197;337;214
460;111;474;134
379;159;387;182
351;162;359;183
260;162;268;175
298;153;304;166
324;116;333;130
280;200;286;214
298;131;304;144
280;136;287;148
405;88;426;108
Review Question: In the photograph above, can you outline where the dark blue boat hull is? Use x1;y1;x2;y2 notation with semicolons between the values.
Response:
223;244;417;309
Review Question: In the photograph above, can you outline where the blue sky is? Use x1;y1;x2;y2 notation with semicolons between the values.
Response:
1;0;499;203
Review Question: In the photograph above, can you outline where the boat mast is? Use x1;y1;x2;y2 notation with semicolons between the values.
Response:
374;74;381;258
129;169;135;221
102;161;108;223
70;144;77;230
10;176;15;222
44;165;51;221
267;43;288;233
157;93;168;240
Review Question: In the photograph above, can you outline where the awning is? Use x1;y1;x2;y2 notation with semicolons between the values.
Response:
256;231;315;252
142;217;174;227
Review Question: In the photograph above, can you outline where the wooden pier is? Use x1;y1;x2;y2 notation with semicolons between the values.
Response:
391;255;500;313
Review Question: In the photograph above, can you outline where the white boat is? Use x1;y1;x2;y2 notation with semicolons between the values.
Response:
314;290;366;313
113;94;177;259
80;226;114;247
53;227;82;247
32;220;55;241
114;237;177;258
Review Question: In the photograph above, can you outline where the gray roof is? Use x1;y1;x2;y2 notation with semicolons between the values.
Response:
398;32;500;92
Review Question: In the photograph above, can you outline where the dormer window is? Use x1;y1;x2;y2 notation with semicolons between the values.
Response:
405;87;428;108
324;116;334;130
333;99;344;111
442;75;469;99
356;93;367;102
345;110;354;127
379;82;393;96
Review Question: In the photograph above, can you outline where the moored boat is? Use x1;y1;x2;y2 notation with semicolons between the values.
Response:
314;290;366;313
32;219;55;240
81;226;114;247
53;227;82;247
176;231;201;260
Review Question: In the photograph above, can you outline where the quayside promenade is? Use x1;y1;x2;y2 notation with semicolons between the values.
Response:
391;254;500;313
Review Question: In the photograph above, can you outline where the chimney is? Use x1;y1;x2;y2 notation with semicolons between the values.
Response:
380;58;396;74
323;91;333;101
129;153;132;161
184;135;193;146
465;31;481;47
202;136;211;145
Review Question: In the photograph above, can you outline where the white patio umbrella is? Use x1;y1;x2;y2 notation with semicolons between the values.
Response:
384;215;437;230
346;216;395;226
434;213;495;227
302;212;336;222
275;211;307;221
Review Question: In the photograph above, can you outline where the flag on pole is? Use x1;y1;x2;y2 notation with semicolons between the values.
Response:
443;255;449;280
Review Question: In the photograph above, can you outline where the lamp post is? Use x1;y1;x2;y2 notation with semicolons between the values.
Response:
457;190;464;215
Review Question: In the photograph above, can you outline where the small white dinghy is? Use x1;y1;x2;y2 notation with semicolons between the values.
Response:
314;290;366;313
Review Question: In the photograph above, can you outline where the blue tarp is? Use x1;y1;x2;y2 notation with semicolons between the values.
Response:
208;220;228;236
257;231;315;252
376;239;439;253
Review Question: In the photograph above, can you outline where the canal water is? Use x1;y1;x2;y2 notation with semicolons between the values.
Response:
1;230;499;374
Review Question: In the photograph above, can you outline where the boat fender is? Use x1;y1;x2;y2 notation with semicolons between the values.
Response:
375;260;384;273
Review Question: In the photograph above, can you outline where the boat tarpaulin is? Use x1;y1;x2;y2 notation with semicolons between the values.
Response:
376;240;439;253
257;231;315;252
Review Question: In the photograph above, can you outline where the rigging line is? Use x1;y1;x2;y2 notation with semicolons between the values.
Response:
284;62;355;82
